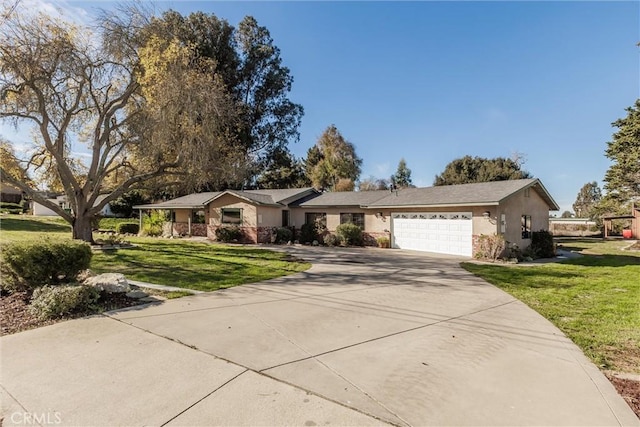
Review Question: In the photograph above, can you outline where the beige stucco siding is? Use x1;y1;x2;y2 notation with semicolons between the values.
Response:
207;194;257;227
497;188;550;247
173;209;191;223
257;206;284;227
290;206;498;235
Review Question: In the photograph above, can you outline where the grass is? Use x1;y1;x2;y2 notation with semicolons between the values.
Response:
462;238;640;373
1;215;310;292
91;238;309;291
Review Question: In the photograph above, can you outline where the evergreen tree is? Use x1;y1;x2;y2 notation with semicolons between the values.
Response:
391;158;413;188
305;125;362;190
572;182;602;219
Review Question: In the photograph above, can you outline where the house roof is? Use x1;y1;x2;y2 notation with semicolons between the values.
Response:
293;190;390;208
133;188;316;210
367;179;559;210
134;192;221;210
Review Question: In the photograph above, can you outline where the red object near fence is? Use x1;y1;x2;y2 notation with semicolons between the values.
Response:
622;229;633;239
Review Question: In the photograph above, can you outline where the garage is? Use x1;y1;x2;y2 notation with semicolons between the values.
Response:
391;212;473;256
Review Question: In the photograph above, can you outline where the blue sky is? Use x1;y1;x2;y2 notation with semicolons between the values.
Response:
3;1;639;213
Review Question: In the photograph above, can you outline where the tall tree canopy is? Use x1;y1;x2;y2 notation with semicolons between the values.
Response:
434;155;531;186
253;147;309;189
141;11;304;190
572;181;602;219
305;125;362;191
391;158;413;188
603;99;640;205
0;6;301;242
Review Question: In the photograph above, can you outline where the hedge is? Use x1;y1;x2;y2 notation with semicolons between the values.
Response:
116;222;139;234
0;240;92;292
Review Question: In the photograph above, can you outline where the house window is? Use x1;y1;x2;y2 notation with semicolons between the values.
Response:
305;212;327;228
222;208;242;224
521;215;531;239
340;213;365;229
282;210;290;227
192;210;205;224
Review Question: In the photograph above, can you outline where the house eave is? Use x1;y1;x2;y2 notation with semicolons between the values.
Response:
363;202;501;209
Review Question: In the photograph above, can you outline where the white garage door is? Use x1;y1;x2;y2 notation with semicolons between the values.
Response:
391;212;473;257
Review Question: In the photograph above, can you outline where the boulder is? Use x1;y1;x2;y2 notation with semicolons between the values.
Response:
84;273;130;293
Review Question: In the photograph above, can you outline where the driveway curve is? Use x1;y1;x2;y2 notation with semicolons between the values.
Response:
1;246;638;426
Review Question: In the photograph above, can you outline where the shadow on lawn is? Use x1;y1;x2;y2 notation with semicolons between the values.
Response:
561;254;640;268
0;217;70;233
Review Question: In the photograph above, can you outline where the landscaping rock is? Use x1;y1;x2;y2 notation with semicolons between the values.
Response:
83;273;130;293
125;290;149;299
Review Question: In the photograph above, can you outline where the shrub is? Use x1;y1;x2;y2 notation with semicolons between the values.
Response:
474;234;506;261
0;202;22;210
29;285;100;320
142;210;167;236
376;236;390;248
299;223;319;244
323;233;343;247
529;230;555;259
116;222;139;235
95;233;127;246
215;226;243;243
275;227;293;244
0;239;92;292
336;223;364;246
0;208;22;214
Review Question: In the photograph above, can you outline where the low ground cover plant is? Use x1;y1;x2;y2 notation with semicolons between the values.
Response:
215;226;243;242
29;285;100;320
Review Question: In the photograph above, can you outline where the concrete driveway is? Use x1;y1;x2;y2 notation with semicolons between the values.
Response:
1;246;638;426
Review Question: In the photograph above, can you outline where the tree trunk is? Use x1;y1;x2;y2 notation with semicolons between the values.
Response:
72;215;94;243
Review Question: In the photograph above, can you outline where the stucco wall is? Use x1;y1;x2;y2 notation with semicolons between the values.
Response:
207;194;257;227
256;206;284;227
497;188;551;248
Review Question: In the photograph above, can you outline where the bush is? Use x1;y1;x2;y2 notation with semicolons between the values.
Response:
376;236;390;248
275;227;293;244
29;285;100;320
0;208;22;214
116;222;139;235
0;202;22;210
142;210;167;236
474;234;506;261
0;240;92;292
215;226;243;243
323;233;343;247
336;223;363;246
299;223;319;244
95;233;127;246
529;230;555;259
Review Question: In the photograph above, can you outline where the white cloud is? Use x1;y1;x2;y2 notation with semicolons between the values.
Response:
18;0;91;25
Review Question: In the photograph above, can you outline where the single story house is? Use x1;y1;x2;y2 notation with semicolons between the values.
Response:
135;178;559;257
0;183;23;204
548;217;598;237
32;194;114;217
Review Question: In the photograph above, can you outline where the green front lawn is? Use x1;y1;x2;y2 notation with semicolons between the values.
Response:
1;215;310;292
91;238;309;291
462;238;640;373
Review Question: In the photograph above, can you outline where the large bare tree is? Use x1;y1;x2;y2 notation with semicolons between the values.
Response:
0;7;237;242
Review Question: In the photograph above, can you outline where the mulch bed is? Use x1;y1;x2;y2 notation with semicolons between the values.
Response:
0;291;147;336
607;375;640;419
